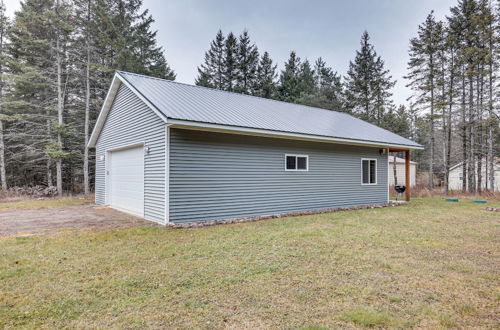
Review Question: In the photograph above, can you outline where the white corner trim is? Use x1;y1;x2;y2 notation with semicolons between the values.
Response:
87;72;167;148
386;150;390;203
361;158;378;185
164;125;171;224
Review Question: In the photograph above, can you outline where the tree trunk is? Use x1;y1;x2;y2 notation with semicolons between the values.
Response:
0;18;6;191
83;0;91;195
476;67;484;194
461;69;467;192
46;112;52;187
488;15;495;191
429;57;435;190
444;50;454;195
467;74;475;193
55;0;63;196
0;119;6;190
441;50;447;194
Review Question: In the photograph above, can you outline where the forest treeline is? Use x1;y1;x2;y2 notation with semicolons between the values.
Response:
0;0;175;195
0;0;498;195
195;0;499;193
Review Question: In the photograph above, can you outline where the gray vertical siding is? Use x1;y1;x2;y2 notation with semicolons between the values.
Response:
169;129;388;223
95;83;166;223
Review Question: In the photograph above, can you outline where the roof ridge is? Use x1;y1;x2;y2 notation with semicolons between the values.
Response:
116;70;353;117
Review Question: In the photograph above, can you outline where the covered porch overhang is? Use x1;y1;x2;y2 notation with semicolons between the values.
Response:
389;147;412;201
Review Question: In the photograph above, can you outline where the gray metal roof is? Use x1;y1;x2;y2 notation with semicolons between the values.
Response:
118;71;422;149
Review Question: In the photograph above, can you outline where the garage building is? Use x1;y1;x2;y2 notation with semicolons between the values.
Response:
88;71;422;224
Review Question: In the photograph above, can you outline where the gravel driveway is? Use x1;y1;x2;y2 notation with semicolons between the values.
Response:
0;205;154;236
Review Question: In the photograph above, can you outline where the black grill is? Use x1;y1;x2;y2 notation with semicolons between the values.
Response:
394;185;406;200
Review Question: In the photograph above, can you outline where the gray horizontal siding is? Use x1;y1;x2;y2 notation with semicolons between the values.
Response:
169;129;388;223
95;83;165;223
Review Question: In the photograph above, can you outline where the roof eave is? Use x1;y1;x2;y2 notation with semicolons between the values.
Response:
87;74;122;148
166;119;424;150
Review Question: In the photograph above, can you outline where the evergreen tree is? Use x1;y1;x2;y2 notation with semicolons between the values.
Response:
344;31;395;123
279;51;302;102
3;0;175;192
7;0;64;187
0;0;8;190
307;57;344;110
195;29;225;89
223;32;238;92
235;30;259;94
255;51;277;98
299;59;315;96
406;12;443;189
381;105;411;137
133;10;175;79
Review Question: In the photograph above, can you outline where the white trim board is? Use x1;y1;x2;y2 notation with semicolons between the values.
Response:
164;125;171;224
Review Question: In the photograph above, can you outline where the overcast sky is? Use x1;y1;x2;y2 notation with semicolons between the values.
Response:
5;0;457;105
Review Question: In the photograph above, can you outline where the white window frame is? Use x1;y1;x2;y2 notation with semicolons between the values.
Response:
285;154;309;171
361;158;377;185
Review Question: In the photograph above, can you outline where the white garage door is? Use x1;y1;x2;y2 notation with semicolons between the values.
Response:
108;146;144;216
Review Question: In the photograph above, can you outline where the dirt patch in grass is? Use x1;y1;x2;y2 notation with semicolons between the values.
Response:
0;198;499;328
0;204;154;237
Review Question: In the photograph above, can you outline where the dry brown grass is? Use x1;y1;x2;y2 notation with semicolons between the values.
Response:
0;198;499;328
390;185;500;200
0;195;94;210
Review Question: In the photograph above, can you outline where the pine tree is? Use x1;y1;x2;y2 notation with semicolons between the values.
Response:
372;55;396;125
3;0;176;192
0;0;8;190
299;59;315;96
313;57;344;110
223;32;238;92
7;0;62;187
73;0;174;193
448;0;490;192
74;0;93;195
235;30;259;94
196;30;225;89
485;0;498;191
443;24;459;194
406;12;443;189
254;51;277;98
133;13;175;79
279;51;302;102
381;105;411;137
345;31;395;123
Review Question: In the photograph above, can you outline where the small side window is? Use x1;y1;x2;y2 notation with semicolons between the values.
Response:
297;156;307;170
286;156;296;170
361;159;377;184
285;154;308;171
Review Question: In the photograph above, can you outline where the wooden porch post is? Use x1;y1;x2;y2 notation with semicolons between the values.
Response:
405;149;411;201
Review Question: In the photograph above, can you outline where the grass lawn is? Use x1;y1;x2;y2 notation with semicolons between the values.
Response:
0;198;499;328
0;195;93;211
